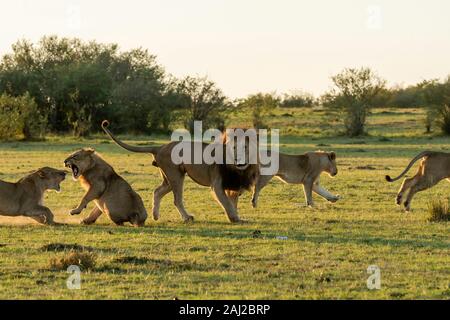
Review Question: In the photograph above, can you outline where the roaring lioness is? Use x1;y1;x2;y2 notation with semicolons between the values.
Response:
64;148;148;226
386;151;450;211
101;121;258;223
0;167;66;224
251;151;340;208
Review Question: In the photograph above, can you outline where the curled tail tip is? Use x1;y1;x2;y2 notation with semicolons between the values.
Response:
101;120;110;129
385;175;393;182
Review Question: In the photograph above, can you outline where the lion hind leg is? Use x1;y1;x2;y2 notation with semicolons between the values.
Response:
26;206;54;225
403;177;438;212
396;175;418;206
165;173;194;223
129;212;146;227
81;207;103;225
313;181;340;203
152;178;172;221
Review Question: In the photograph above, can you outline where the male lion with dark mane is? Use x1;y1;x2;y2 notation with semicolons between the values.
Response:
101;121;259;223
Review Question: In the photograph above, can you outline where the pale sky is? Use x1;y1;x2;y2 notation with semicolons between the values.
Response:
1;0;450;98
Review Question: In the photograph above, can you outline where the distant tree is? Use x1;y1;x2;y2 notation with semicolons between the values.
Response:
322;67;386;137
239;93;280;128
110;49;170;134
371;87;392;108
386;85;424;108
280;91;315;108
0;36;171;135
175;76;230;133
0;93;46;140
58;62;112;137
419;78;450;134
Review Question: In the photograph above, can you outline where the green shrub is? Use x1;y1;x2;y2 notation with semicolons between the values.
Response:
437;105;450;135
0;93;46;140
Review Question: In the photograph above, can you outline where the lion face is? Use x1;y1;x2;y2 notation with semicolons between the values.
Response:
64;148;95;180
36;167;67;192
223;129;259;171
323;152;338;177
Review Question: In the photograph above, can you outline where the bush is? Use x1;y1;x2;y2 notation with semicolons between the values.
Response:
175;76;230;133
437;105;450;135
281;92;315;108
0;93;46;140
239;93;279;129
427;198;450;222
322;67;386;137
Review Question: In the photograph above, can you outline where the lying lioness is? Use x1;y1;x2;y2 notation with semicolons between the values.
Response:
386;151;450;211
64;148;147;226
0;167;66;224
251;151;340;208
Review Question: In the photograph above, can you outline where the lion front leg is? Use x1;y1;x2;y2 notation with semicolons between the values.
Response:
212;182;241;223
251;174;273;208
70;185;104;216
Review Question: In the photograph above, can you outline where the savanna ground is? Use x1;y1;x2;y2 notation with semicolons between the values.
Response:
0;107;449;299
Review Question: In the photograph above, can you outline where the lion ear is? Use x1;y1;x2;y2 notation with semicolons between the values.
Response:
37;169;47;178
328;152;336;161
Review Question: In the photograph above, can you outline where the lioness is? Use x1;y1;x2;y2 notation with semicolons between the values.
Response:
0;167;66;224
386;151;450;211
251;151;340;208
101;121;258;223
64;148;148;226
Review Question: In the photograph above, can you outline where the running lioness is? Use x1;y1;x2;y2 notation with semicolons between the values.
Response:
0;167;66;224
251;150;340;208
386;151;450;211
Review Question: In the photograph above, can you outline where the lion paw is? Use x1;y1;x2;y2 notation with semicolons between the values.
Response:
152;212;160;221
328;196;340;203
80;219;95;225
70;208;82;216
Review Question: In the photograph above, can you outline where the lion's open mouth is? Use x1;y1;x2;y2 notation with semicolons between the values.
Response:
65;163;80;180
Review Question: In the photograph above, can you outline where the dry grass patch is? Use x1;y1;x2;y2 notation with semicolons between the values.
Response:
427;198;450;222
49;250;96;271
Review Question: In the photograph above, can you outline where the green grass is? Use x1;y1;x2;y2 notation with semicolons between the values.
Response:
0;108;449;299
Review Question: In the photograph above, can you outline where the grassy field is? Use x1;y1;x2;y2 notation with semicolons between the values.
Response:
0;107;449;299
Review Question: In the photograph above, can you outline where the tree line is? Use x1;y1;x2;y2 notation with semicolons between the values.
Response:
0;36;449;140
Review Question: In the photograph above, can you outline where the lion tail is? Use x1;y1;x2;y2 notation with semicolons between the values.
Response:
385;151;434;182
101;120;159;155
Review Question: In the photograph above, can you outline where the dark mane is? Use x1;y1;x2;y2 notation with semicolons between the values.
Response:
219;164;259;192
